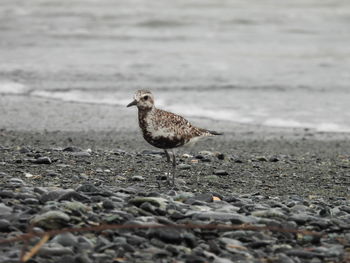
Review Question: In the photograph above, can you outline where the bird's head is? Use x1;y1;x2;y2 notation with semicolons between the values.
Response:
127;90;155;110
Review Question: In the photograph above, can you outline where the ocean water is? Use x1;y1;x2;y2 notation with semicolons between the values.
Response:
0;0;350;132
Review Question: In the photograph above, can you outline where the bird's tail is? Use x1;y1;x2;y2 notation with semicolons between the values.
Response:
207;130;223;136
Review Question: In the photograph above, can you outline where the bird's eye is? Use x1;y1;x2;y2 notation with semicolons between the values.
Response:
144;95;149;100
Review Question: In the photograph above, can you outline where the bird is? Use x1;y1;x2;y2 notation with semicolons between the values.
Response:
127;89;222;186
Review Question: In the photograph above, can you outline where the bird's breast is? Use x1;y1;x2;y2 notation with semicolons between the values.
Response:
138;111;185;149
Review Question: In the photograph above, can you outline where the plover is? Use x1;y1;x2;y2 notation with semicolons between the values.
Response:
127;89;222;186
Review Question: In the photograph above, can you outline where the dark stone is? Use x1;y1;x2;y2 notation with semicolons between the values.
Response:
0;219;11;232
45;172;60;177
216;153;225;160
256;156;268;162
102;200;115;210
58;191;90;202
63;146;82;152
184;254;207;263
286;250;324;259
214;170;229;176
269;156;280;162
30;156;52;164
148;228;183;244
23;198;39;205
76;184;101;193
0;190;15;198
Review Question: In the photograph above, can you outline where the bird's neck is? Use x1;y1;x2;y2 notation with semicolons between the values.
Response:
138;106;155;126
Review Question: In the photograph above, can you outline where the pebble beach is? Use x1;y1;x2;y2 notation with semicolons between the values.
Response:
0;121;350;262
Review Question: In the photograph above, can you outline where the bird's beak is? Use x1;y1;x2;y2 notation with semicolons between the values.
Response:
127;99;137;107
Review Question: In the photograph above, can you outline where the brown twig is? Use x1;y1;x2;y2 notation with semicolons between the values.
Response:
21;234;50;262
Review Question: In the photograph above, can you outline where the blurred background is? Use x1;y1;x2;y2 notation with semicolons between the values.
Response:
0;0;350;132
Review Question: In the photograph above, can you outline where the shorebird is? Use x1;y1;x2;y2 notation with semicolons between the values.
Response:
127;90;222;186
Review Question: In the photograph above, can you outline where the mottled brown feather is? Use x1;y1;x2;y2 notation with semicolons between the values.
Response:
138;108;213;149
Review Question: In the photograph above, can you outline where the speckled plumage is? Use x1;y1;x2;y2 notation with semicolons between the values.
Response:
138;107;214;149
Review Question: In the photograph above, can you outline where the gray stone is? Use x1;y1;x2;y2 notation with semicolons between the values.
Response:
214;169;229;176
178;163;191;170
9;178;25;186
71;151;91;157
51;233;79;247
0;219;10;231
129;197;167;210
251;208;287;220
38;244;74;256
193;211;257;224
131;175;145;181
23;198;39;205
31;156;52;164
31;211;70;229
58;190;90;202
0;203;12;216
102;199;115;210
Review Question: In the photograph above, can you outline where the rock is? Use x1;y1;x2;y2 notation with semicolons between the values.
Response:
214;170;229;176
19;146;31;153
63;201;90;213
148;228;183;244
178;163;191;170
76;184;101;193
30;156;52;164
0;203;12;216
9;178;25;187
0;190;15;198
269;156;280;162
40;189;71;203
193;193;215;203
193;212;257;224
23;198;39;205
51;233;78;247
141;149;164;155
71;151;91;157
286;249;324;259
45;171;60;177
58;190;90;202
129;197;167;210
63;146;82;152
131;175;145;181
0;219;11;231
38;244;74;256
256;156;268;162
31;211;70;229
102;200;115;210
0;172;9;177
251;208;287;220
216;153;225;160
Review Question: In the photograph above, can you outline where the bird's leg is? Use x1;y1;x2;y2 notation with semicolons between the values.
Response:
164;149;171;163
171;149;176;187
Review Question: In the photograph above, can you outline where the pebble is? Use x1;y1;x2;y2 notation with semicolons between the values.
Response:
51;233;79;247
8;177;25;186
178;163;191;170
0;203;12;215
30;156;52;164
38;244;74;256
0;219;10;231
71;151;91;157
131;175;145;181
214;169;229;176
31;211;71;229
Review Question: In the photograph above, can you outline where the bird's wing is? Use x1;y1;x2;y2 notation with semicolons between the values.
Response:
154;109;208;139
